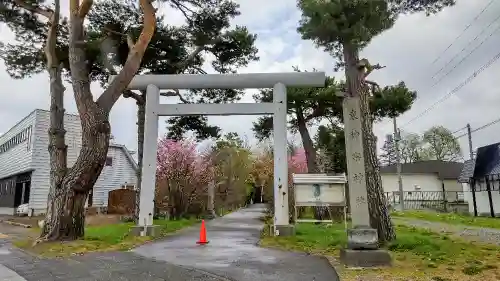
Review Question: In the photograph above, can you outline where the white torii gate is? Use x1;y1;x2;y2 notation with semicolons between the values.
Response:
111;72;326;236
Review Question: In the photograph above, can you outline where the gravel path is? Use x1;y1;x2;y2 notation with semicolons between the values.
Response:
394;217;500;245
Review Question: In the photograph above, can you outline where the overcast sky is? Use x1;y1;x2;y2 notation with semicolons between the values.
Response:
1;0;499;160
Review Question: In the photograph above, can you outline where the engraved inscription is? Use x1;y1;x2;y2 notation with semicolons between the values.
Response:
352;152;362;162
349;108;358;120
355;196;366;206
352;172;364;184
350;129;360;140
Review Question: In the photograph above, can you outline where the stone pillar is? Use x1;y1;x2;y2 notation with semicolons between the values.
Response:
273;83;294;236
130;84;161;237
339;96;391;267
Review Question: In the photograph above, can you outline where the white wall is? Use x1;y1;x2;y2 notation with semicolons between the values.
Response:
29;110;82;213
462;182;500;216
381;173;441;193
29;110;137;214
91;145;137;207
0;110;36;179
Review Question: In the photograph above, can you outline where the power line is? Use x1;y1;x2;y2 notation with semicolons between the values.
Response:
400;50;500;128
451;126;467;135
454;117;500;139
429;18;500;89
431;11;500;80
429;0;496;65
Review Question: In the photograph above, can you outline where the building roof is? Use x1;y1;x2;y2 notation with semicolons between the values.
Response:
380;160;464;180
110;143;138;172
472;142;500;178
458;159;475;183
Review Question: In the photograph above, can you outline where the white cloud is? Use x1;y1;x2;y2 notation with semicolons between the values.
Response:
1;0;499;160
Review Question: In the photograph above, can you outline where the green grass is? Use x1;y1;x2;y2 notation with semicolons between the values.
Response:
260;222;500;281
15;218;199;257
392;210;500;229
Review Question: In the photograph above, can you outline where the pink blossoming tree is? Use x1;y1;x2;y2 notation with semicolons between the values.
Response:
156;137;213;219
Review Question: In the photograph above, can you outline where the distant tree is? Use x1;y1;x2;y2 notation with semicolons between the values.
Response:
315;123;346;174
253;72;342;173
400;132;425;163
210;132;253;211
422;126;462;161
379;134;396;166
380;130;425;165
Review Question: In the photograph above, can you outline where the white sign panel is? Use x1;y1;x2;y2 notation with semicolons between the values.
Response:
293;174;347;207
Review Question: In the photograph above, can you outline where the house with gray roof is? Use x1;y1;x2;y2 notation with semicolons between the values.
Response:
0;109;137;215
380;160;465;210
458;142;500;217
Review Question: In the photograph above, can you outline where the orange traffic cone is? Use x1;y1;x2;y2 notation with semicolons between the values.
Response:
196;220;209;245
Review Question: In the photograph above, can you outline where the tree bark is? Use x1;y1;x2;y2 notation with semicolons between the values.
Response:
39;0;156;241
342;43;396;244
134;94;146;223
295;108;318;173
38;0;69;242
359;88;396;244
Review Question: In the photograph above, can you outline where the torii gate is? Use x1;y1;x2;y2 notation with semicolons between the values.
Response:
110;72;326;236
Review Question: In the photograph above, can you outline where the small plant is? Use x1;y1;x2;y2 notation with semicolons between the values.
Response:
432;277;450;281
462;265;483;275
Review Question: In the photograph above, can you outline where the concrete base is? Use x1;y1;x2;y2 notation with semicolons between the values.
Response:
346;226;378;250
339;248;392;267
275;224;295;236
130;225;161;237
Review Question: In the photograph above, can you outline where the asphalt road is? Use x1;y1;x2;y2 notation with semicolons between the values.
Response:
0;204;339;281
134;204;340;281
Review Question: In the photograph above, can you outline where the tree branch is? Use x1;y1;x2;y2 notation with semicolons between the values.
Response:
70;0;80;16
13;0;53;19
44;0;59;68
96;0;156;112
78;0;93;18
176;37;223;71
358;58;386;78
161;89;189;103
123;90;144;104
365;80;380;94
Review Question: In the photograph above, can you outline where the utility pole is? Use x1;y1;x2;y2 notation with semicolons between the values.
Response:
393;117;404;211
467;123;474;160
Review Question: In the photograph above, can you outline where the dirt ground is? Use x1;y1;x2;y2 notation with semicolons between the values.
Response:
0;214;123;228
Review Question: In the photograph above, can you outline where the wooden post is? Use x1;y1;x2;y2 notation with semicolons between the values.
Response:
485;176;495;217
471;179;478;217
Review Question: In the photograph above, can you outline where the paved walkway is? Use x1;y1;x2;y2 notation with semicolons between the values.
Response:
134;204;339;281
394;217;500;245
0;205;338;280
0;241;225;281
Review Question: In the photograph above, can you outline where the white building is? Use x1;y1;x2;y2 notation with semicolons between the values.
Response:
459;143;500;217
380;160;465;211
0;109;137;215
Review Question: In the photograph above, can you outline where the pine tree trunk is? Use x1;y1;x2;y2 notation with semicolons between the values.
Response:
295;109;318;173
41;62;68;241
40;108;112;240
343;43;396;244
359;88;396;244
134;94;146;222
295;108;329;220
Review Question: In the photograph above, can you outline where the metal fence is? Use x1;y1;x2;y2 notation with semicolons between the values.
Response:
384;191;467;213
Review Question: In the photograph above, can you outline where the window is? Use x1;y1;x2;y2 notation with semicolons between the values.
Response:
0;125;32;155
105;157;113;166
